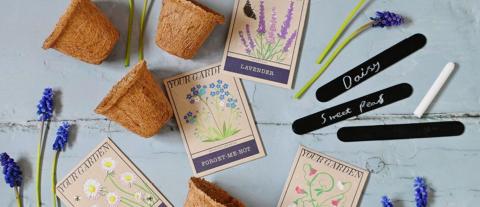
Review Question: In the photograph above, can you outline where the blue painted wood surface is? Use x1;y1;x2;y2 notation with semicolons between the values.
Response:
1;0;479;206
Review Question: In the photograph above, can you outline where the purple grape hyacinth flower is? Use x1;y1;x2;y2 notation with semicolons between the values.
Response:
278;0;294;39
245;24;256;50
267;7;278;44
257;0;266;34
37;88;54;121
283;30;297;53
370;11;405;28
381;196;394;207
0;153;23;188
53;122;71;151
239;31;251;54
414;177;428;207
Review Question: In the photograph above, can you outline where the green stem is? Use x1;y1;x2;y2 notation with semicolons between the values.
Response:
107;175;135;196
36;121;45;207
52;151;59;207
199;97;222;134
318;182;352;206
134;183;158;200
121;199;136;207
315;0;367;64
15;187;22;207
265;39;282;60
122;196;148;207
294;21;372;99
124;0;135;67
139;0;148;61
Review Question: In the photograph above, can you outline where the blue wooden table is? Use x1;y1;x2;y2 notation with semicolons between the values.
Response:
1;0;479;206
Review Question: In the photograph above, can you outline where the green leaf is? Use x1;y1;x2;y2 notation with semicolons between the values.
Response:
222;122;227;137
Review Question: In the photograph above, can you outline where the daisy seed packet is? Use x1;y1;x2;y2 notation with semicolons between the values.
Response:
277;146;369;207
164;64;266;177
56;138;172;207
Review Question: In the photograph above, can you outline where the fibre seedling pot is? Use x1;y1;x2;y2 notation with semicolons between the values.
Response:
95;61;173;138
184;177;245;207
43;0;119;64
155;0;225;59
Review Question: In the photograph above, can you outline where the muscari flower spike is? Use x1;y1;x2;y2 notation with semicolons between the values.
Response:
370;11;405;28
1;153;23;188
53;122;71;151
37;88;54;121
381;195;394;207
414;177;428;207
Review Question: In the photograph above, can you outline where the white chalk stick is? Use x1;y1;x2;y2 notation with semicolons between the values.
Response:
414;62;456;118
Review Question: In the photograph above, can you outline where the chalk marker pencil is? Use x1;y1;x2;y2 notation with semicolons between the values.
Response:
414;62;456;118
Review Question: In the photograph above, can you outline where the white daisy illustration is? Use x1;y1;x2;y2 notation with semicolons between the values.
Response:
134;191;143;201
83;179;102;199
101;157;116;173
120;172;136;186
106;192;120;207
337;181;345;191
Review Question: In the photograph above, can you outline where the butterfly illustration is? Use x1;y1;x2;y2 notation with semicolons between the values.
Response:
243;0;256;20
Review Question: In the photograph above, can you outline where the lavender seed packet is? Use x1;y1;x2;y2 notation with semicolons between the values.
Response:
221;0;310;88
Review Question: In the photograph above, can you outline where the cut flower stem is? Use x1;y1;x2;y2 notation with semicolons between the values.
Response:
51;151;60;207
315;0;367;64
295;21;372;99
124;0;135;67
35;121;46;207
139;0;148;61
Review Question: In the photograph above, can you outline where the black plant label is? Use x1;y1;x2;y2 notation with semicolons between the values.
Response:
316;34;427;102
292;83;413;135
337;121;465;142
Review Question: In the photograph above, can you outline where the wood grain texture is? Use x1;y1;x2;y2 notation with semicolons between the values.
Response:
0;0;479;206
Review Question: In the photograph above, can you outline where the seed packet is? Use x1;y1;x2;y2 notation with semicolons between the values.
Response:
56;138;172;207
221;0;310;88
277;146;369;207
164;64;266;176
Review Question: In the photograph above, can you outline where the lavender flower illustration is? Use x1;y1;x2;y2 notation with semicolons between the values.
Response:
257;0;266;34
279;0;294;39
183;80;242;142
239;0;297;62
267;7;277;44
239;31;251;54
246;24;256;51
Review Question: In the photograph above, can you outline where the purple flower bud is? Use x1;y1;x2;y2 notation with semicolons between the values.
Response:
414;177;428;207
370;11;405;28
239;31;251;54
267;7;278;44
246;24;256;50
53;122;71;151
37;88;54;121
278;1;294;39
283;30;297;53
0;153;23;188
381;196;394;207
257;0;266;34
